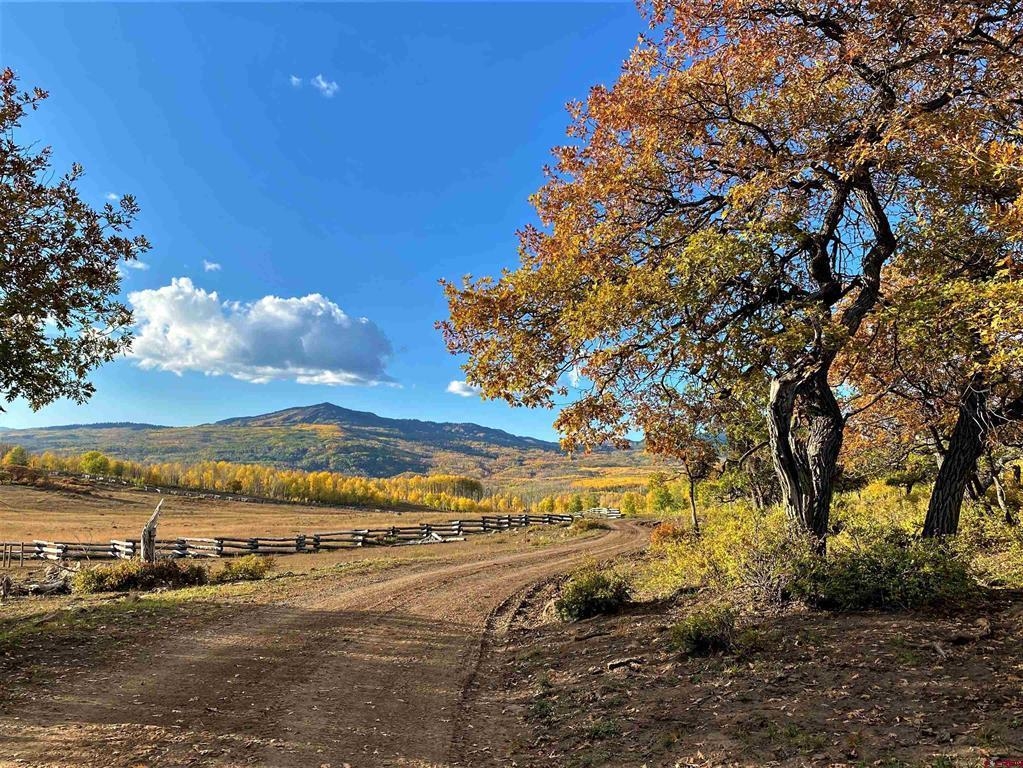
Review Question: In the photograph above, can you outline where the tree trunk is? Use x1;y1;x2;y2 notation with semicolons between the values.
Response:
923;382;988;538
768;377;809;530
768;372;844;550
688;475;699;535
803;372;844;540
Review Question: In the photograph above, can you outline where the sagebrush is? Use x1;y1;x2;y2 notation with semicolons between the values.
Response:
72;559;208;594
671;605;737;656
212;555;275;583
555;566;631;621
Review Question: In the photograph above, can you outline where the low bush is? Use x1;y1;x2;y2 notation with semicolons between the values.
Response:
790;530;978;610
555;566;631;621
571;518;610;533
640;504;794;601
671;605;736;656
72;559;208;594
961;512;1023;588
649;520;693;549
212;554;276;584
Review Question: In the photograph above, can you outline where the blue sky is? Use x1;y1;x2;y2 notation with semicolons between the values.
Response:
1;2;641;439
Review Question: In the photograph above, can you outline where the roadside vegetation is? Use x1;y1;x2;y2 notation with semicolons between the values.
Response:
70;555;276;594
555;565;631;621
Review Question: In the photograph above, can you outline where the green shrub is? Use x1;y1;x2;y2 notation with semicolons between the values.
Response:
790;530;978;610
212;554;275;583
555;566;630;621
670;605;736;656
571;518;610;533
72;559;208;594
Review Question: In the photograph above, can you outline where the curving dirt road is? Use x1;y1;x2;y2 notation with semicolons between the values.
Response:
0;522;647;768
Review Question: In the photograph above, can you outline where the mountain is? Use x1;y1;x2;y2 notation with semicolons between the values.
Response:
216;402;558;451
0;403;647;487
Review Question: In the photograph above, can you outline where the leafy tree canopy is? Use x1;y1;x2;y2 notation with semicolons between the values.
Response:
1;68;150;411
443;0;1023;540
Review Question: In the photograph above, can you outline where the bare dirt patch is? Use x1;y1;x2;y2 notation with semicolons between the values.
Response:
462;589;1023;767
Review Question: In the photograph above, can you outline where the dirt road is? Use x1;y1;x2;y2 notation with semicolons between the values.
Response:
0;522;647;768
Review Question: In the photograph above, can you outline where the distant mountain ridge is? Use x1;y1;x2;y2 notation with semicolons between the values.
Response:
0;402;590;480
214;402;560;451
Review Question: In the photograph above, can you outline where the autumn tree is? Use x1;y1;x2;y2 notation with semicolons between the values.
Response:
1;69;149;411
443;1;1023;547
645;473;675;515
79;450;111;475
641;400;722;532
840;211;1023;535
2;445;28;467
678;441;717;534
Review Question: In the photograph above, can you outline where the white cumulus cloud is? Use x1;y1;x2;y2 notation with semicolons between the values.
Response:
128;277;393;386
311;74;339;98
106;192;119;201
123;259;150;271
202;260;222;272
446;380;481;398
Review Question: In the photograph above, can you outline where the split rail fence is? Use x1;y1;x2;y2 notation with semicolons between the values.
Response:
2;508;620;564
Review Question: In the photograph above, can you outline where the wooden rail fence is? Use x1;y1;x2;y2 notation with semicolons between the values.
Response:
1;510;628;564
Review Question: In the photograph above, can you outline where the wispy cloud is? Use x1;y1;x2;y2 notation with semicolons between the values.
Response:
123;260;150;271
446;380;481;398
106;192;119;201
310;74;339;98
289;75;302;87
128;277;393;386
202;260;222;272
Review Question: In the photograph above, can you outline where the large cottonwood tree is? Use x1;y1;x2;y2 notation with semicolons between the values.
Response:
1;69;149;411
442;1;1023;546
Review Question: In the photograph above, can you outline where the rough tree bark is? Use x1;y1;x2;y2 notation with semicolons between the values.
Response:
768;370;845;549
923;382;988;537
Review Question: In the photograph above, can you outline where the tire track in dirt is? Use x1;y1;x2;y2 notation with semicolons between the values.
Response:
0;522;647;768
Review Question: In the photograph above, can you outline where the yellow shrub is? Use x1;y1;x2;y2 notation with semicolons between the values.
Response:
639;502;788;599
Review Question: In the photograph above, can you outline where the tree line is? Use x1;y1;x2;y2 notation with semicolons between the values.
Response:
1;447;528;516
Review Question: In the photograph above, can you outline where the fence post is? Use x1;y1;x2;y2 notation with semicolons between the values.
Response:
140;499;164;564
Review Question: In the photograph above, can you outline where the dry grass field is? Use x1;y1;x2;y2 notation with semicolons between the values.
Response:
0;480;457;544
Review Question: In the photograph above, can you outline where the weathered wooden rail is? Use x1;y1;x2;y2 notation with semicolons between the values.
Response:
5;511;631;563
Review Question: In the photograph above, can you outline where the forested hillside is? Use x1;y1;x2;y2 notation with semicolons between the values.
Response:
0;402;650;489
